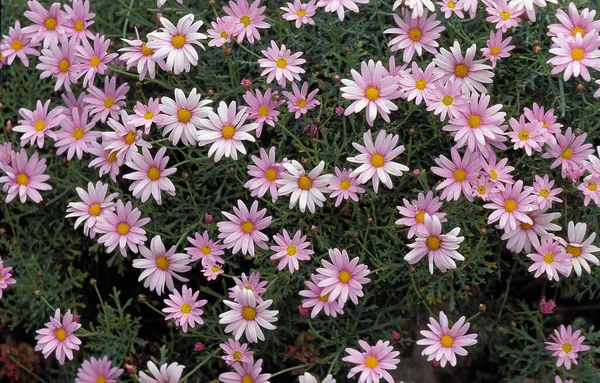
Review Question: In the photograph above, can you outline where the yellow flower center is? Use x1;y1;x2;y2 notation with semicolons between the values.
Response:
276;57;288;69
147;166;161;181
104;97;115;108
124;131;136;145
73;128;85;140
572;26;585;36
339;270;351;283
453;169;467;182
221;124;236;139
11;39;23;51
467;114;481;128
364;86;379;101
489;169;498;179
89;56;101;67
59;59;70;72
408;27;423;42
542;122;548;129
89;203;102;216
264;168;278;181
95;377;106;383
180;303;192;313
74;20;85;32
257;105;269;117
298;175;313;190
117;223;130;235
415;79;427;90
477;185;487;195
242;306;257;320
319;293;329;302
296;9;306;17
16;173;29;186
454;63;469;78
233;351;243;360
340;179;351;190
504;199;517;212
490;47;501;57
177;108;192;123
107;152;118;163
441;334;454;347
520;221;533;230
561;148;574;160
211;265;219;272
155;256;169;270
566;245;582;257
447;1;456;8
415;211;425;223
220;31;229;39
518;130;530;141
286;245;297;256
426;236;441;250
241;374;254;383
240;15;251;27
442;95;453;106
370;153;385;168
364;355;379;368
539;188;550;198
201;245;211;255
588;181;598;191
241;221;254;234
45;17;57;30
499;11;511;20
245;286;253;290
144;111;154;120
171;34;186;49
571;48;585;61
34;120;46;131
296;99;307;108
562;343;573;353
55;328;67;341
543;252;555;264
141;43;153;56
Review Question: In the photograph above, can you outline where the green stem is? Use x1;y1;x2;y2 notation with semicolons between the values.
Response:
466;310;484;323
40;295;56;312
270;363;313;378
410;272;434;317
180;353;218;381
306;319;329;342
236;43;262;59
497;260;517;320
7;354;48;383
144;300;167;317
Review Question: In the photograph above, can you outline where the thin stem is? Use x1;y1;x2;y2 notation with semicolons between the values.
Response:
270;363;313;378
410;272;434;317
466;310;484;323
236;43;262;59
144;300;167;317
497;260;517;320
8;354;48;383
180;352;218;381
306;319;329;342
39;295;56;312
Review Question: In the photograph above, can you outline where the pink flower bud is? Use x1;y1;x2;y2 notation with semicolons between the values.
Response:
204;213;214;224
298;305;309;318
241;78;252;89
539;298;556;315
412;169;421;177
125;364;136;374
194;342;205;352
392;330;401;341
335;106;345;116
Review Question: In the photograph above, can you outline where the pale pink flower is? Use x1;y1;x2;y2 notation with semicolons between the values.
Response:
13;99;63;148
258;41;305;88
62;91;87;115
317;0;369;21
341;59;400;126
316;248;371;305
123;147;176;204
88;143;121;182
425;79;467;121
54;108;101;160
399;62;440;105
63;0;95;44
540;298;556;314
404;215;465;274
431;147;481;202
75;356;123;383
342;340;400;383
75;34;117;88
395;191;447;239
219;357;271;383
328;167;365;207
130;98;165;134
0;142;14;166
416;311;478;367
555;376;573;383
432;41;495;95
34;308;81;365
542;127;594;179
228;272;268;303
483;180;538;231
270;229;314;273
207;17;242;47
532;174;563;210
119;27;165;81
481;30;515;68
563;221;600;277
139;361;184;383
219;287;278;343
241;88;284;137
203;262;224;280
384;10;444;63
223;0;271;44
102;111;152;165
510;0;557;22
244;146;284;202
84;76;129;124
547;2;600;39
185;231;225;266
281;81;320;119
527;237;571;281
501;209;561;253
281;0;317;28
471;176;499;201
545;325;590;370
217;200;272;256
299;274;344;318
578;175;600;206
507;115;543;156
276;160;332;213
483;0;523;32
481;154;514;190
146;14;207;75
437;0;464;19
0;259;17;299
547;33;600;82
95;200;151;257
220;339;254;365
198;101;258;162
163;285;207;332
0;150;51;204
347;129;408;193
65;181;118;238
36;37;78;92
1;20;39;67
22;1;69;48
404;0;436;18
158;88;212;146
523;103;562;145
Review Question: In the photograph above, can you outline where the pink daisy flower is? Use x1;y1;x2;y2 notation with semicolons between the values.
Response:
62;91;87;115
13;99;64;148
510;0;557;23
399;62;441;105
299;274;345;318
347;129;409;193
63;0;95;44
342;339;400;383
2;20;39;67
88;143;121;182
219;287;278;343
185;231;225;266
481;154;514;190
340;59;400;126
281;81;320;119
54;108;101;160
281;0;317;28
276;160;332;213
0;259;17;299
532;174;563;210
548;2;600;39
395;191;447;239
523;102;563;145
545;325;590;370
501;208;561;253
404;214;465;274
471;176;500;201
481;30;515;68
244;146;284;202
146;14;207;75
241;88;284;137
158;88;212;146
220;339;254;365
217;200;272;257
132;235;191;295
203;262;224;280
416;311;478;367
527;237;571;281
65;181;118;238
402;0;436;18
84;76;129;124
198;101;258;162
437;0;464;19
139;361;185;383
316;0;369;22
507;115;543;156
123;147;176;205
483;0;523;32
102;111;152;165
130;98;165;134
316;248;371;305
542;127;594;179
425;79;468;121
75;356;123;383
270;229;314;273
547;33;600;82
563;221;600;277
483;180;538;231
223;0;271;44
95;200;151;257
207;17;243;47
384;9;445;63
258;40;305;88
578;175;600;206
431;147;481;202
34;308;81;365
219;357;271;383
22;1;68;48
163;285;207;333
0;150;51;204
0;142;14;166
328;167;365;207
74;34;117;88
299;373;335;383
228;272;268;303
119;27;165;81
555;376;573;383
36;37;78;92
432;41;495;95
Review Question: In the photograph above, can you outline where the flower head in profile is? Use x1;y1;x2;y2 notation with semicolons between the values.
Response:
545;325;590;370
315;248;371;305
35;309;82;365
219;287;278;343
217;200;272;256
0;150;52;204
75;356;123;383
342;339;400;383
258;40;306;88
139;361;184;383
276;160;332;213
163;285;208;333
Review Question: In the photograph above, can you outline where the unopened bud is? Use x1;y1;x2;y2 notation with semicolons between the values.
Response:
138;294;146;303
408;128;416;136
409;266;416;273
392;330;401;341
89;278;97;285
207;89;215;97
204;213;214;224
412;169;421;177
182;172;190;180
224;48;233;56
533;46;542;54
298;305;309;318
33;289;42;297
575;84;585;93
194;342;205;352
478;303;487;312
332;74;341;83
5;120;12;132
